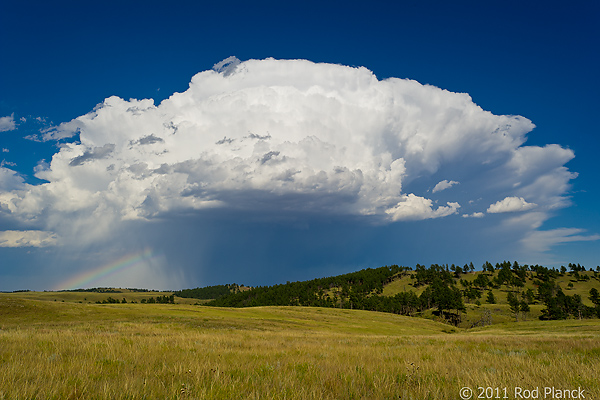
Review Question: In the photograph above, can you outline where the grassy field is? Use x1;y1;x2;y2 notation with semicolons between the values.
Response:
1;293;599;399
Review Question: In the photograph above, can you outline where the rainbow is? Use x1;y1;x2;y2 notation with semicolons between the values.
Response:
54;248;154;290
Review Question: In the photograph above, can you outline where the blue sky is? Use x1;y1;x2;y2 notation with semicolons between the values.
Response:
1;0;598;291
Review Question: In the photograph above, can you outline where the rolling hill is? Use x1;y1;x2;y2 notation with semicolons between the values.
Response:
180;261;600;327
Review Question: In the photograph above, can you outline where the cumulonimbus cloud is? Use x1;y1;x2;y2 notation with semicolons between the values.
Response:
0;57;583;248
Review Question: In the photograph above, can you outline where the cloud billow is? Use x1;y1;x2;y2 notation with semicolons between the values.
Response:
487;196;537;214
0;58;586;254
0;114;16;132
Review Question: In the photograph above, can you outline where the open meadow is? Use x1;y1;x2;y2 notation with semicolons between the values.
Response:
1;292;599;399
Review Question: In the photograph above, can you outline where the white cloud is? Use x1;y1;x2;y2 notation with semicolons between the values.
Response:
0;230;58;247
0;58;582;251
2;148;8;153
432;179;459;193
386;194;460;221
487;196;537;214
0;114;16;132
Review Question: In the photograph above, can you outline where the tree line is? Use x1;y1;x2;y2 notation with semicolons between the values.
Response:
172;284;242;300
95;294;175;304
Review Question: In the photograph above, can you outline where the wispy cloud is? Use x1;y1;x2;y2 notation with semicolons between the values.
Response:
462;212;484;218
522;228;600;253
432;180;459;193
0;160;16;167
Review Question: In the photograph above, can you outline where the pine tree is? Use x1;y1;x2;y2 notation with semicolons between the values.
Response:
589;288;600;306
507;292;520;321
519;300;530;320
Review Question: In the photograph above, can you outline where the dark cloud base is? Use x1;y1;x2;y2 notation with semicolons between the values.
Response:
136;209;509;288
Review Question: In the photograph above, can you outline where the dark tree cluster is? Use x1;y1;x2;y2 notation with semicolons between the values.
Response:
524;263;600;320
540;292;592;320
95;294;175;304
413;264;454;287
539;288;600;320
568;263;587;272
95;296;123;304
69;288;123;293
141;295;175;304
173;284;242;300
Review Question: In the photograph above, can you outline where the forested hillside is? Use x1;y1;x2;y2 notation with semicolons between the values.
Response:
176;262;600;326
207;265;409;307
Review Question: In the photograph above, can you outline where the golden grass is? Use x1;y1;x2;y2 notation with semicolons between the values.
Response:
1;295;599;399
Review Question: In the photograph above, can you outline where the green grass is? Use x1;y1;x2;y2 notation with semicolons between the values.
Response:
0;295;449;336
1;293;599;399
